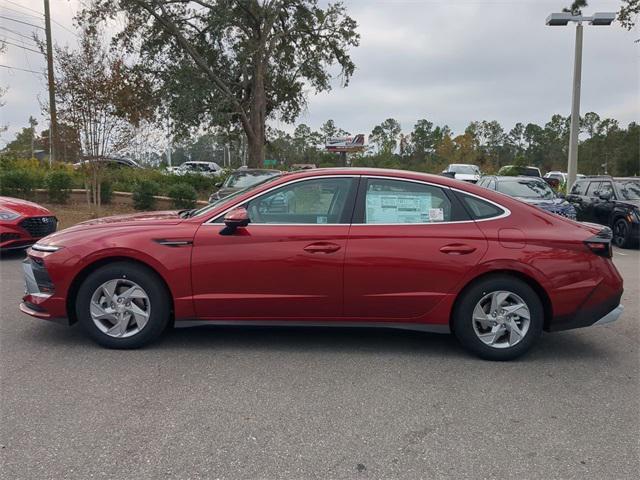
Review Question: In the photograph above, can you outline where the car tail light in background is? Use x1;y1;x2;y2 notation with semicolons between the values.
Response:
584;227;613;258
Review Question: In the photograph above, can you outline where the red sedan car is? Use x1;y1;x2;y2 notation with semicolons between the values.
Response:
21;168;623;360
1;196;57;251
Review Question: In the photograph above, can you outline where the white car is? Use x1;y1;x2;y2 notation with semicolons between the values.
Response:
442;164;481;183
544;171;568;184
169;161;223;177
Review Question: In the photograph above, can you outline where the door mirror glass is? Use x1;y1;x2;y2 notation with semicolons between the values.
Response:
220;207;250;235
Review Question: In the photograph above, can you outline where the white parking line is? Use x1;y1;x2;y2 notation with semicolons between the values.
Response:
614;251;627;256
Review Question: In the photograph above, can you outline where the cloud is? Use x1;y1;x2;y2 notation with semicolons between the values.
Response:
1;0;637;147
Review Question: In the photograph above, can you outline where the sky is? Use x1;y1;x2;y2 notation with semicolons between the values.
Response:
0;0;637;147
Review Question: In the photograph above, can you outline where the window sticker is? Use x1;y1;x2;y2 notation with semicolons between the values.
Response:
429;208;444;222
317;216;328;224
366;191;432;223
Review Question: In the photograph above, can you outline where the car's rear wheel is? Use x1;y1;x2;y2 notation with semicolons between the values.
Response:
76;262;170;348
613;218;633;249
452;275;543;361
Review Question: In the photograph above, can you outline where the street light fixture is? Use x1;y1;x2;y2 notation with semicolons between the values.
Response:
546;11;616;190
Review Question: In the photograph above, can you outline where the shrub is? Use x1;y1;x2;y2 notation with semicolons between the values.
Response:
168;183;198;209
45;170;74;203
100;180;113;204
132;180;159;210
178;173;216;195
0;169;42;198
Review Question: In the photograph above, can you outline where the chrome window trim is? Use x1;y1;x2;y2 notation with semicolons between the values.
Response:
204;174;359;225
450;187;511;222
202;173;511;226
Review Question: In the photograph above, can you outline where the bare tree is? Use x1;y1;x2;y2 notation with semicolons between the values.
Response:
54;29;154;207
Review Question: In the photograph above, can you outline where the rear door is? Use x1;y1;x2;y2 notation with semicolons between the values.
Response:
343;177;488;320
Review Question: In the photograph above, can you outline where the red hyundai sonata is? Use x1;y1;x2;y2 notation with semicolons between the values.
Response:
1;196;57;251
20;168;623;360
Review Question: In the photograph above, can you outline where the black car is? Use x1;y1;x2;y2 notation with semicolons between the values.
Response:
566;176;640;248
477;176;577;220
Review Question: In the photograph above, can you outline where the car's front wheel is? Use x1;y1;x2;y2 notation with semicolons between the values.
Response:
452;275;543;361
76;262;171;348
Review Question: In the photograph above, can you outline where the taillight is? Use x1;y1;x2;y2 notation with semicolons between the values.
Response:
584;227;613;258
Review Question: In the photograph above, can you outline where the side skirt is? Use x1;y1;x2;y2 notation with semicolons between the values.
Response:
174;319;451;334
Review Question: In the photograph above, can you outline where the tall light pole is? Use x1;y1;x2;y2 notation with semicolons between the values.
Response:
546;11;616;191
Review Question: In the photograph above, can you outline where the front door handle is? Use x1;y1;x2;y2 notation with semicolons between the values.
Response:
440;244;477;255
303;242;341;254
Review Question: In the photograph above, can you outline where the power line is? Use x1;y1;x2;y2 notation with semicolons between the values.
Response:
0;63;43;75
0;25;39;42
0;5;44;21
2;39;43;55
0;15;45;30
1;1;77;37
3;0;43;17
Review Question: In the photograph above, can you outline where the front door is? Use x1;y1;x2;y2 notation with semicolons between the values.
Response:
191;176;358;319
343;177;488;320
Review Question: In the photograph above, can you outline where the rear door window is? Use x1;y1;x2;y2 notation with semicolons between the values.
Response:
363;178;453;224
571;181;588;195
585;182;601;197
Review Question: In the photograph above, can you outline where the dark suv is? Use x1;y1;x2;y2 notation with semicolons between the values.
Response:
566;176;640;248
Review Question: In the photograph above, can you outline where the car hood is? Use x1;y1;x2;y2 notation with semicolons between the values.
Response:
77;210;183;226
0;196;52;217
617;199;640;209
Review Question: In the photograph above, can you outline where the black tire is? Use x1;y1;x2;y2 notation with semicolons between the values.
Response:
76;262;171;349
452;275;543;361
613;218;633;249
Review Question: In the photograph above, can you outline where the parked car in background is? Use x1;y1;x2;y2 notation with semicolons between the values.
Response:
566;176;640;248
21;168;623;360
291;163;316;170
1;197;57;251
442;164;481;183
73;157;143;169
497;165;542;177
477;176;576;220
170;161;223;177
544;171;567;184
208;169;281;203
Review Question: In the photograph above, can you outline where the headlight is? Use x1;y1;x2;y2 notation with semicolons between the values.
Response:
31;243;62;252
0;210;21;221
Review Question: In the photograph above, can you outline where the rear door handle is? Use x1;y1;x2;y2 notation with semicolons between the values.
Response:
440;244;477;255
304;242;341;254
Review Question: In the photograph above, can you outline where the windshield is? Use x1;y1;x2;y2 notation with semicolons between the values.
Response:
450;165;479;174
224;171;280;188
497;179;556;200
617;180;640;200
190;173;284;217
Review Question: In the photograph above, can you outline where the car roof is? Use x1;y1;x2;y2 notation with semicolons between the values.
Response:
231;169;280;174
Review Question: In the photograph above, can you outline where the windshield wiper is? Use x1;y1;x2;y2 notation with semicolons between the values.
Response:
179;208;197;219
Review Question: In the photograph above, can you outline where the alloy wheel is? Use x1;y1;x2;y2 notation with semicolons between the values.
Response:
472;290;531;349
90;279;151;338
613;220;628;247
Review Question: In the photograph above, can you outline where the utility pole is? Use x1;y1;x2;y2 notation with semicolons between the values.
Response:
44;0;58;165
566;22;583;192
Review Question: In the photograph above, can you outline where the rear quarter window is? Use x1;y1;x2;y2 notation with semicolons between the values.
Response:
458;193;505;220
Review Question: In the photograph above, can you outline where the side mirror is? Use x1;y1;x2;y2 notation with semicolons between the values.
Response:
598;191;612;201
220;207;250;235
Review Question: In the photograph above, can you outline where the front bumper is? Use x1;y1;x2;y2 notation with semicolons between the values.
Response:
20;256;69;324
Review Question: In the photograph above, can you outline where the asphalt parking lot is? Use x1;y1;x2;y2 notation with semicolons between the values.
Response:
1;248;638;480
